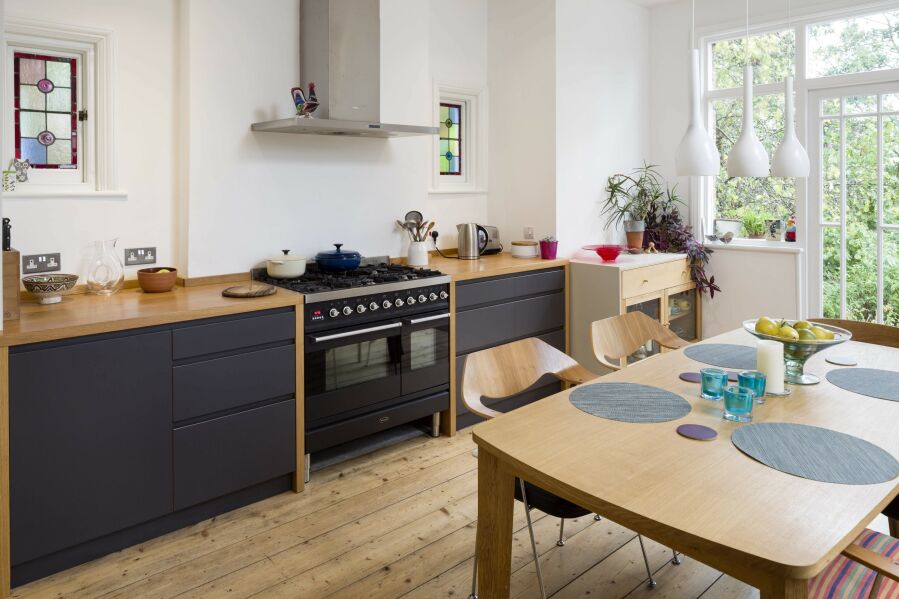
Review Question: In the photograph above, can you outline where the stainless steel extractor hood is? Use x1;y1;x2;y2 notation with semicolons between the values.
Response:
251;0;438;138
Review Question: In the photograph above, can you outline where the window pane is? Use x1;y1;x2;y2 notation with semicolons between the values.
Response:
439;102;462;176
820;97;841;116
845;95;876;114
808;10;899;78
14;52;77;169
844;115;878;322
822;118;841;223
714;94;795;227
712;29;795;89
883;93;899;112
885;230;899;326
823;227;841;318
885;115;899;225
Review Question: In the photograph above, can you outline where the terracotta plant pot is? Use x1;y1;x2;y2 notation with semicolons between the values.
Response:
625;230;644;249
137;267;178;293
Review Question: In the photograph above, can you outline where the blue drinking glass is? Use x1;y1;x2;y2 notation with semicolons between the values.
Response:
723;386;754;423
738;370;767;404
700;367;727;401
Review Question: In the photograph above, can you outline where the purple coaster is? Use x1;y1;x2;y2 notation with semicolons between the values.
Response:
677;424;718;441
680;371;740;383
826;355;857;367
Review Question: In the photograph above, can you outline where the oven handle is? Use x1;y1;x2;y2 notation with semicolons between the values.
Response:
309;322;403;343
406;312;450;325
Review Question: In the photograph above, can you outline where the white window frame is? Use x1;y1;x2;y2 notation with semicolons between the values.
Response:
696;0;899;250
431;82;487;194
3;16;121;198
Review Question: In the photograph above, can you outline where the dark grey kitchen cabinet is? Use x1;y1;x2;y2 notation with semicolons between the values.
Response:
9;330;174;565
454;268;566;429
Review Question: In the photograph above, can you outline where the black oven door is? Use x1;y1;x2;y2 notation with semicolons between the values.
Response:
305;319;403;425
402;311;450;395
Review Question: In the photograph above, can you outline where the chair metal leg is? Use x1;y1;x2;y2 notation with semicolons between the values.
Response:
637;534;657;589
519;480;548;599
594;514;602;521
469;552;478;599
671;549;682;565
557;518;566;547
304;453;311;484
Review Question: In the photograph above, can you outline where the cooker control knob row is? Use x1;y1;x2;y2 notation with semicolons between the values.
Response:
342;306;353;316
356;304;366;314
406;296;416;305
329;308;340;318
419;294;427;303
439;291;449;300
395;298;404;308
429;292;438;301
369;302;379;311
382;299;392;309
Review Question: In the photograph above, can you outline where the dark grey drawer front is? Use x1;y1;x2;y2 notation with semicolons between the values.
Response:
456;292;564;354
173;310;295;360
456;268;564;310
173;345;295;421
174;400;296;510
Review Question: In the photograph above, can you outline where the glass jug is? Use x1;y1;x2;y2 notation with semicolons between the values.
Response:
87;238;125;295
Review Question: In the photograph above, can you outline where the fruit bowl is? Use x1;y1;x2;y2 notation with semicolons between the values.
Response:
22;274;79;304
583;244;624;262
743;319;852;385
137;267;178;293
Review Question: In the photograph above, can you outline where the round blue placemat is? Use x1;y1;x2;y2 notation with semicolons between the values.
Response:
732;422;899;485
569;383;691;424
684;344;756;370
826;368;899;402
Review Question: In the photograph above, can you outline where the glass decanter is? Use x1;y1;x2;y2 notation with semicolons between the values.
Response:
86;238;125;295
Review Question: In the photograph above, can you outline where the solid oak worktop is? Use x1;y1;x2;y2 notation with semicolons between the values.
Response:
0;284;302;347
427;253;568;282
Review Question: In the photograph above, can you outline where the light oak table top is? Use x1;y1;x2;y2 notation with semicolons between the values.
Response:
426;253;567;282
472;328;899;598
0;284;302;347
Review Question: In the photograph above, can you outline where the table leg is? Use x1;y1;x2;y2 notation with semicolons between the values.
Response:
476;447;515;599
761;579;807;598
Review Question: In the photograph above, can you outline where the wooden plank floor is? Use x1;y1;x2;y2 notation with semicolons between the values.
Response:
12;431;891;599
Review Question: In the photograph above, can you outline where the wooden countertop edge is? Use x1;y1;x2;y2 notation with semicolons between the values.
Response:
0;286;303;347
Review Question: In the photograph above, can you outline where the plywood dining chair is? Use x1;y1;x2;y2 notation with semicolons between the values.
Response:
808;528;899;598
591;310;691;371
810;318;899;537
461;338;661;599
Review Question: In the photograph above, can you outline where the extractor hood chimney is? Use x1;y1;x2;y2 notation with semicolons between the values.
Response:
251;0;438;138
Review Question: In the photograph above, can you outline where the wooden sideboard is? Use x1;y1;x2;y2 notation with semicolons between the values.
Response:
570;252;701;373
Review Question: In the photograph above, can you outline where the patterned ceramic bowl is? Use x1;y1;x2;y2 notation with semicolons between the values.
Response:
22;274;79;305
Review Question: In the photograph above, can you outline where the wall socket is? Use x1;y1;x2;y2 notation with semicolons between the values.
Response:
523;226;535;240
125;247;157;266
22;253;61;274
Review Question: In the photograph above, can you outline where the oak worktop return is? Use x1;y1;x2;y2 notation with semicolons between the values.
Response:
0;284;303;347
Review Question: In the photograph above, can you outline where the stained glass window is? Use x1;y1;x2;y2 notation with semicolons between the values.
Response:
439;102;462;176
14;52;77;169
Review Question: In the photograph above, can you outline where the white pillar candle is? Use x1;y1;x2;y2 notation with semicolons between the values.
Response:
757;340;785;394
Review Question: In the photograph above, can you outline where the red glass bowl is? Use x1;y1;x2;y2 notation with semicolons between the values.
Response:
583;244;624;262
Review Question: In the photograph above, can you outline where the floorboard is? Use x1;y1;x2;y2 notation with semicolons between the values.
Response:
9;430;888;599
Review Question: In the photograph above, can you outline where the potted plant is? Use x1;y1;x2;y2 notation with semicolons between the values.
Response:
539;236;558;260
739;209;770;239
602;165;665;249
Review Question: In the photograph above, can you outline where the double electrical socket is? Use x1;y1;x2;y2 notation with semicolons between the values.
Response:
22;253;61;274
125;247;157;266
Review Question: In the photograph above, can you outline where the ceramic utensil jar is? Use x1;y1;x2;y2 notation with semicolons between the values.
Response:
86;238;125;295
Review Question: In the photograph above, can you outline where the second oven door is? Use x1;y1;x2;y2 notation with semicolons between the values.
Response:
402;311;451;395
305;320;403;424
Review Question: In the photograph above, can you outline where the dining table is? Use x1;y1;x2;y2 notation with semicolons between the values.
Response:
472;328;899;598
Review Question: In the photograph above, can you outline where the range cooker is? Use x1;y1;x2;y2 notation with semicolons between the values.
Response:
258;263;451;482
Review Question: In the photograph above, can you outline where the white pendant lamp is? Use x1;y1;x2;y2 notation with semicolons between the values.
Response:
726;0;769;177
771;0;810;177
675;0;719;176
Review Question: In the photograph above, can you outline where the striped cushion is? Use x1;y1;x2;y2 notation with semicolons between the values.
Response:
809;529;899;599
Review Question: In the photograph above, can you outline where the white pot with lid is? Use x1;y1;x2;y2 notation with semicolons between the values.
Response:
266;250;307;279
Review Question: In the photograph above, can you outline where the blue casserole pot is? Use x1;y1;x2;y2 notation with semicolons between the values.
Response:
315;243;362;271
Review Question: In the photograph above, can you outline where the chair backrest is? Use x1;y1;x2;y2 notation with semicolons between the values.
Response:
460;337;594;420
810;318;899;348
591;311;690;370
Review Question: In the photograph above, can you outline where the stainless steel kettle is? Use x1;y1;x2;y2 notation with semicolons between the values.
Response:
457;223;488;260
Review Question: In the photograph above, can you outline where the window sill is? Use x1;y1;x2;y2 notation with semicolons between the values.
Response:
3;189;128;200
705;238;802;254
428;188;488;195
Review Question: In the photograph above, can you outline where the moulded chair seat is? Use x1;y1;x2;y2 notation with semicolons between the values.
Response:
808;528;899;598
513;480;592;520
591;311;692;371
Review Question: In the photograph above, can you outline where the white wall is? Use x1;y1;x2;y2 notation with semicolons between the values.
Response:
3;0;179;279
555;0;651;255
487;0;556;248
